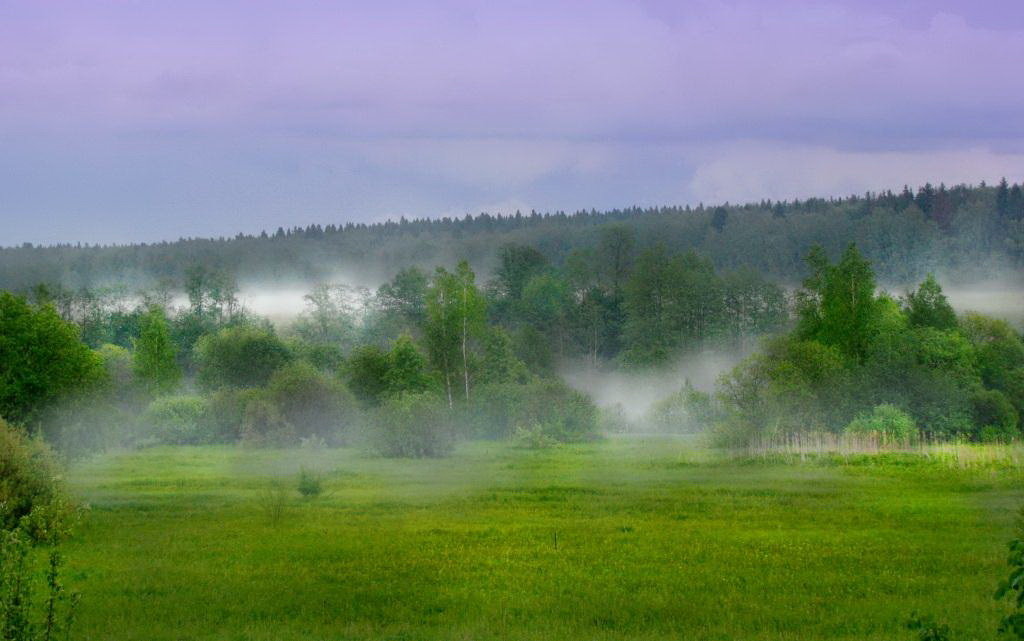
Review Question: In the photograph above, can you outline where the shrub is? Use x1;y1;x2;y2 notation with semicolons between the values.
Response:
370;393;453;458
512;423;559;449
240;396;294;447
266;361;358;444
647;384;717;433
510;379;599;443
971;388;1020;441
296;468;323;498
194;325;292;390
844;404;917;440
0;419;72;544
201;389;259;444
143;396;209;445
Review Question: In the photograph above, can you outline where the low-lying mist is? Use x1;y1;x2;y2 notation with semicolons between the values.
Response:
560;345;756;421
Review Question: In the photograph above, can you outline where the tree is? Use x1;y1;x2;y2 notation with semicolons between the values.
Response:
384;335;434;396
597;224;636;295
376;267;429;328
133;306;181;394
904;275;957;331
711;207;729;232
425;268;461;407
266;361;357;441
194;325;292;389
455;262;488;402
0;292;104;425
796;244;880;361
998;178;1011;218
292;284;360;348
345;345;391;406
424;262;487;406
493;244;548;300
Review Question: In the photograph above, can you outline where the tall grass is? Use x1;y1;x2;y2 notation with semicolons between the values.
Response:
741;432;1024;468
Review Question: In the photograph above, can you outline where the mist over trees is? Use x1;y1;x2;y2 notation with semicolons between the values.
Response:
2;180;1024;459
3;181;1024;294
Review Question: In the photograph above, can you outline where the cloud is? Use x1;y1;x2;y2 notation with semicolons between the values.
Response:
2;1;1024;243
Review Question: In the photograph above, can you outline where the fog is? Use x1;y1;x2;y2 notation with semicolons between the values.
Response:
560;345;755;421
941;281;1024;326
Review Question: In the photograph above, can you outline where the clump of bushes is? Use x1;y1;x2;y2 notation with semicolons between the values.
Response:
265;362;358;444
0;419;73;543
844;404;917;441
369;392;453;458
971;388;1020;443
143;395;209;445
646;383;718;433
1;419;79;641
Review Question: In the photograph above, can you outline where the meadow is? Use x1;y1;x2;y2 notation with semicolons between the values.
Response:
61;437;1023;641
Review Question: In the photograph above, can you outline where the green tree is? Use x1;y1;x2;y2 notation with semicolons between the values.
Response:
345;345;391;406
0;292;104;425
425;262;487;406
796;244;880;361
376;267;429;328
133;306;181;394
384;335;434;396
905;274;957;330
494;244;548;300
194;325;292;389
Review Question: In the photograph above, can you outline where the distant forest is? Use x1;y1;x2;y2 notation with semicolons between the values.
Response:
3;180;1024;291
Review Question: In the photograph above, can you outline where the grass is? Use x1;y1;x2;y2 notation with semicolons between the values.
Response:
62;436;1024;640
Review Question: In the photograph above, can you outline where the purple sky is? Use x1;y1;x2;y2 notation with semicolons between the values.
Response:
3;0;1024;245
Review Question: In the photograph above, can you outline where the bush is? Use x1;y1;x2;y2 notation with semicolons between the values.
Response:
844;404;917;440
647;384;718;433
143;396;209;445
972;388;1020;441
266;361;358;444
0;419;72;544
512;423;559;449
296;468;323;498
370;393;453;458
0;292;106;425
510;379;599;443
201;389;259;444
240;396;294;447
194;325;292;390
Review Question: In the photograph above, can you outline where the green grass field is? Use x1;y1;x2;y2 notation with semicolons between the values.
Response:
62;437;1024;640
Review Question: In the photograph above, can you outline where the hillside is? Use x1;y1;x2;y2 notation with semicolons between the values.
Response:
3;181;1023;292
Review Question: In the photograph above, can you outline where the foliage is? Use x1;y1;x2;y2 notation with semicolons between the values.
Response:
0;419;71;543
240;396;293;446
996;509;1024;639
1;532;80;641
369;392;453;458
796;244;880;361
290;284;361;349
508;379;599;443
133;306;181;394
905;274;958;331
971;389;1019;442
194;324;292;390
844;404;917;440
296;468;323;499
265;361;357;443
143;396;209;446
646;384;718;433
0;292;105;425
345;345;391;406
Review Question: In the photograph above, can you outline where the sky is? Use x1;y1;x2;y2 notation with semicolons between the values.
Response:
2;0;1024;245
